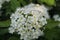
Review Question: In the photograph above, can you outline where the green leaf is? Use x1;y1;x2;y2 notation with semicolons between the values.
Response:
0;28;8;35
18;0;27;6
44;27;60;40
8;36;20;40
1;0;20;20
0;20;10;27
45;19;60;29
38;0;56;6
10;0;20;12
44;19;60;40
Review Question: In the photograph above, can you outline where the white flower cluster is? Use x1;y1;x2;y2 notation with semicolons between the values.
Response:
53;14;60;21
9;3;48;40
0;0;10;8
53;14;60;28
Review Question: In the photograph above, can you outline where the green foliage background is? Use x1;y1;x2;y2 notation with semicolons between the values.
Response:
0;0;60;40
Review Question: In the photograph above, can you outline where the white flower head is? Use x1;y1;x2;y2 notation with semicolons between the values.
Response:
9;3;48;40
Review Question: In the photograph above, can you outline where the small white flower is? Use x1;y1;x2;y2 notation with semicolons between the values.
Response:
9;27;15;34
53;14;60;21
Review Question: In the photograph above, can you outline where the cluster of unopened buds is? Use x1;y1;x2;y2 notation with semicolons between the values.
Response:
9;3;50;40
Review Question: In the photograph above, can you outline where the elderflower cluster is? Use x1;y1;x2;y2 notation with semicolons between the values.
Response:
0;0;10;8
9;3;48;40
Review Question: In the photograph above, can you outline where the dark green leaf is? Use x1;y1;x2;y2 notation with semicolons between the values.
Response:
8;36;20;40
0;20;10;27
45;19;60;29
44;27;60;40
10;0;20;12
0;28;8;35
